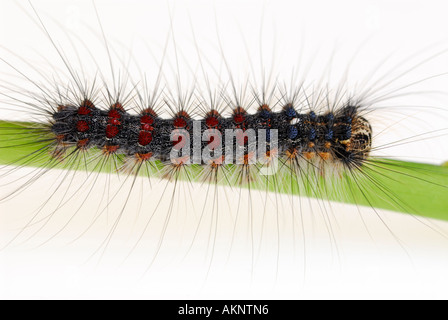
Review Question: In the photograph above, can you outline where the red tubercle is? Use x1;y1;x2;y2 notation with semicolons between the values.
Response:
140;114;155;133
109;118;121;126
140;115;155;125
173;117;187;128
78;100;95;115
106;107;123;138
205;110;221;128
233;107;247;124
108;109;121;119
76;120;89;132
138;131;153;146
173;111;190;128
107;108;122;126
78;106;92;115
106;125;119;138
233;114;245;124
205;116;219;128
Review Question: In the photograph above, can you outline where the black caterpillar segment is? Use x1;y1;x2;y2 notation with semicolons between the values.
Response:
51;100;372;168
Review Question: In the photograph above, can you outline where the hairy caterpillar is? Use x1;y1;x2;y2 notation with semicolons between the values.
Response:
1;0;448;299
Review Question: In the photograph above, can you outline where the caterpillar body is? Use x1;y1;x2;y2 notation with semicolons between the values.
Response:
50;99;371;172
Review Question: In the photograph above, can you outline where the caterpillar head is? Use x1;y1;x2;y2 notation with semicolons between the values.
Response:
333;106;372;168
348;115;372;164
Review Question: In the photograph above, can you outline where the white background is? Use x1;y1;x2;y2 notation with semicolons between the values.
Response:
1;0;448;300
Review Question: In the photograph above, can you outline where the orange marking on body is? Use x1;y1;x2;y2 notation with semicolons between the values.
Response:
77;138;89;149
285;148;298;159
242;152;255;165
303;151;315;160
104;145;119;154
318;152;331;160
136;152;153;162
258;104;271;112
